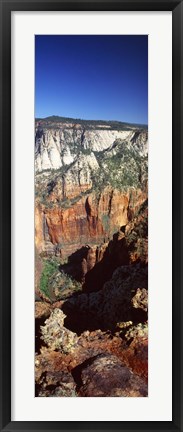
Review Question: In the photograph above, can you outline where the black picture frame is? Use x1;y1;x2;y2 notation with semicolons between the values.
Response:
0;0;182;431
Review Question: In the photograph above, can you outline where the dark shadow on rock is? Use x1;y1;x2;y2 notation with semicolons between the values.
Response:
59;245;90;281
59;230;130;294
83;235;130;293
35;316;48;354
62;262;148;335
63;302;102;335
131;307;147;325
71;355;100;392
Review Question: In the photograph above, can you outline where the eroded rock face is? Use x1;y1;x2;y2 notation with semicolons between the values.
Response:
35;126;138;172
35;187;146;258
35;120;148;258
35;313;148;396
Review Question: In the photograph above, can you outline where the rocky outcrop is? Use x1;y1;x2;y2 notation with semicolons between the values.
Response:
35;349;77;397
131;288;148;312
35;312;148;396
37;371;77;397
40;309;78;353
78;353;147;397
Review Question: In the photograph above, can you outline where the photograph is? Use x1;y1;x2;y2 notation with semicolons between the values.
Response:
1;0;182;428
35;34;148;398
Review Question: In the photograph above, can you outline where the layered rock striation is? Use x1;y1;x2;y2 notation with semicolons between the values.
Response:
35;118;147;172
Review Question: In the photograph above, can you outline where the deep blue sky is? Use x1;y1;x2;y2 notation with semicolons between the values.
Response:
35;35;148;125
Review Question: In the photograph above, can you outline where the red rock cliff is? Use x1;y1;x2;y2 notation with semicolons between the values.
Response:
35;186;147;258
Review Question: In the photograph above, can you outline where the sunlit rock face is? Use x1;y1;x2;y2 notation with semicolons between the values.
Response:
35;187;147;257
35;125;147;172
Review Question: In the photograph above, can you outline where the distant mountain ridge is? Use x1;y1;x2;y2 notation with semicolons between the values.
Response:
35;115;148;130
